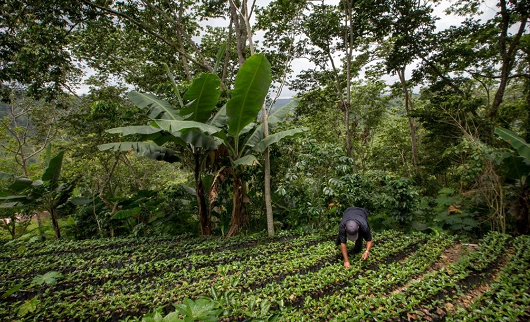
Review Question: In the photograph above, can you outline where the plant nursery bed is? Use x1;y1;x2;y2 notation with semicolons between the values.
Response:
1;230;528;322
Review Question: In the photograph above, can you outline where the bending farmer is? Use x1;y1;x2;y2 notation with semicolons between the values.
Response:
336;207;373;268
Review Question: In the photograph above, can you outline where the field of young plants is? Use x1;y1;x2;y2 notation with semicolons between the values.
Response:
1;230;529;322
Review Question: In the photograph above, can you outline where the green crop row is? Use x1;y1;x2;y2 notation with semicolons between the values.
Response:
329;232;511;321
446;235;530;321
0;232;322;290
0;231;400;321
224;232;426;319
281;234;455;321
2;230;526;322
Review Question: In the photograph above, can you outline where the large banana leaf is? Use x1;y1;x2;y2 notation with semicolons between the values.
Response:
41;151;64;185
181;73;221;123
501;155;530;179
209;104;227;128
112;208;141;220
232;155;259;167
226;54;272;137
8;177;34;192
245;99;300;148
0;172;14;181
107;126;162;136
253;128;306;153
98;142;180;163
128;92;182;121
495;127;530;160
155;120;221;136
269;98;299;127
180;130;220;150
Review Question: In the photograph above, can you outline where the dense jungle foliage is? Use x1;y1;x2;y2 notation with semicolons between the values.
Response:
1;0;529;242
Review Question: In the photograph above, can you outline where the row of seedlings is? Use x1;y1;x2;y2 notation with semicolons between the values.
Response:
223;231;426;320
0;232;331;321
281;233;455;321
446;235;530;321
329;231;510;321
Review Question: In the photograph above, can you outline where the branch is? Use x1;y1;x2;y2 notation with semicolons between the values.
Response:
139;0;213;72
80;0;212;72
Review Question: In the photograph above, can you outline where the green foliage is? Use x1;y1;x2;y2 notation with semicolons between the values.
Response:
226;54;272;137
2;231;527;321
141;297;221;322
31;271;63;286
432;188;479;233
274;139;420;230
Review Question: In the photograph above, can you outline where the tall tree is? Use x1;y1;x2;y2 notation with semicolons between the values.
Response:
0;0;84;101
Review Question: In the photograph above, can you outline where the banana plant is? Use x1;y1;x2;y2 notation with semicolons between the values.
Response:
495;127;530;179
99;69;223;235
100;54;304;236
0;149;79;239
495;127;530;234
159;54;304;236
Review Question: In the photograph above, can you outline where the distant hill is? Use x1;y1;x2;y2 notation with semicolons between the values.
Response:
270;98;293;113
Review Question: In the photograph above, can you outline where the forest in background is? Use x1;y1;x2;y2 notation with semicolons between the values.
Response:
1;0;529;242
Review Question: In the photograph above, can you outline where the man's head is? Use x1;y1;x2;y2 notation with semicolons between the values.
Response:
345;220;359;242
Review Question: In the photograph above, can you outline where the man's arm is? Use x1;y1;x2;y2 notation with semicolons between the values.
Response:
341;243;350;268
361;240;373;261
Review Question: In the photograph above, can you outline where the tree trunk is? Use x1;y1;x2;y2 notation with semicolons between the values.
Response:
50;208;61;239
230;2;246;66
177;0;192;81
227;174;246;237
263;127;274;237
195;154;211;235
488;1;528;120
35;211;46;239
397;68;419;172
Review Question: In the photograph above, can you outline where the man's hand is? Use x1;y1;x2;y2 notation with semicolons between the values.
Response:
344;261;350;269
361;251;369;261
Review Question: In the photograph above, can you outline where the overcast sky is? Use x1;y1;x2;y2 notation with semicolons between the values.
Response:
77;0;499;97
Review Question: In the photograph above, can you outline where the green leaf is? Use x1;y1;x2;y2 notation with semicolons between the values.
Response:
129;92;182;120
17;298;40;317
163;63;184;109
209;104;227;128
42;151;64;184
233;155;259;167
98;142;180;163
2;282;24;298
213;43;226;75
269;98;299;127
179;130;220;150
495;127;530;160
155;120;221;136
0;201;23;208
113;208;141;220
253;128;306;153
501;155;530;179
69;197;93;206
181;73;221;122
226;54;272;137
0;171;15;181
0;195;28;201
32;271;63;286
8;177;33;192
107;126;162;136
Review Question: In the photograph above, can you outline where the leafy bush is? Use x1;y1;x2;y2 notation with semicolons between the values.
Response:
273;139;420;231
